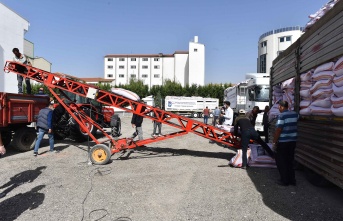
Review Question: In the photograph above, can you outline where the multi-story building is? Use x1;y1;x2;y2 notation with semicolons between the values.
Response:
104;36;205;88
257;26;304;73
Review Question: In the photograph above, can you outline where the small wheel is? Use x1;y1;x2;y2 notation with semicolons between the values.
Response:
90;144;111;165
210;113;214;118
201;113;204;118
193;113;198;118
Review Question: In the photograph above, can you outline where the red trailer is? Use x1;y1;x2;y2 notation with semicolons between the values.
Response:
0;92;49;151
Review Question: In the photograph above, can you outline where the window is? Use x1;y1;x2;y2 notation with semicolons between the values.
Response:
279;37;285;42
107;74;113;78
107;58;113;61
142;74;148;78
154;65;160;69
119;74;124;78
130;65;136;69
194;48;198;52
119;58;125;61
131;58;136;61
130;74;136;78
154;74;160;78
286;36;291;41
260;41;267;48
107;65;113;69
259;54;266;73
119;65;125;69
142;65;148;69
154;58;159;61
142;58;148;61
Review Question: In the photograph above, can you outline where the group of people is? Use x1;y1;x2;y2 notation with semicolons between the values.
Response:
233;101;298;186
203;101;234;126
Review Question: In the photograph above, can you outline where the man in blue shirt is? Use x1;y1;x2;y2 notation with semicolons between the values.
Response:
273;100;299;186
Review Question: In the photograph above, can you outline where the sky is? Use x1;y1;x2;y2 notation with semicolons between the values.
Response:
1;0;328;85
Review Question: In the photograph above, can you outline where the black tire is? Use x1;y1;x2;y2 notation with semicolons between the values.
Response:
90;144;111;165
69;112;97;142
110;115;121;137
1;131;12;147
12;127;37;151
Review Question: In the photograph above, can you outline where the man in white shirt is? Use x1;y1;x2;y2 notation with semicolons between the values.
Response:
12;48;31;94
223;101;233;126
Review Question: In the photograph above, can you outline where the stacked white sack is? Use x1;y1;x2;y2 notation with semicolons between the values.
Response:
331;56;343;116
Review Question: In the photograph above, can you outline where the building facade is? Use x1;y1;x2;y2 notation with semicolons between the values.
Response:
0;3;29;93
104;36;205;88
257;26;304;73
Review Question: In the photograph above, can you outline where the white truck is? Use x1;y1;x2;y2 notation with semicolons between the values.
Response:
245;73;270;132
164;96;219;118
224;73;269;131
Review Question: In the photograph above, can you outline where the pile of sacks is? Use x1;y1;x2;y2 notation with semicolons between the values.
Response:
270;78;296;121
248;144;276;168
304;0;340;31
299;56;343;116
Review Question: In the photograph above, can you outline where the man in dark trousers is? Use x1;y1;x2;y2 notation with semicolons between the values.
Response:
234;109;274;169
33;102;58;156
273;100;299;186
262;105;270;143
12;48;32;94
131;102;147;141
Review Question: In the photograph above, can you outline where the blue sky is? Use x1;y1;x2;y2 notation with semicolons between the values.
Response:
1;0;327;85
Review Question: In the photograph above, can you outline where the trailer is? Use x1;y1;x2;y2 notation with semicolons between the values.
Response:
224;81;247;113
0;92;49;151
4;62;240;165
270;0;343;188
164;96;219;118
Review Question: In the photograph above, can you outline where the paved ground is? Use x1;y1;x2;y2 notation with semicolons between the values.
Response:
1;114;343;221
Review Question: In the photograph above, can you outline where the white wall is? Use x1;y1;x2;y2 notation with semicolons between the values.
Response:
162;57;175;83
174;53;188;87
189;40;205;86
0;3;29;93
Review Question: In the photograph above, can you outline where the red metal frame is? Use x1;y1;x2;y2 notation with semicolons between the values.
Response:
4;61;241;154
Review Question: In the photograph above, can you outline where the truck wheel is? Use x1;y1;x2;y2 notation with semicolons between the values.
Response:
210;113;214;118
90;144;111;165
12;127;37;152
1;131;12;147
201;113;204;118
193;113;198;118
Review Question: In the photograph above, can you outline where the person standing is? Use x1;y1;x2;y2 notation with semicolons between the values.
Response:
234;109;275;169
152;106;162;137
131;103;146;141
246;106;260;127
262;105;270;143
222;101;233;126
12;48;32;94
0;133;6;156
273;101;299;186
212;107;221;126
203;106;210;124
33;102;58;156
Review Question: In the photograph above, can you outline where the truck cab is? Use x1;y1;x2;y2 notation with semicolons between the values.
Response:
245;73;270;132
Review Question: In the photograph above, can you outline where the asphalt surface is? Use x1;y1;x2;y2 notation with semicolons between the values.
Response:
1;114;343;221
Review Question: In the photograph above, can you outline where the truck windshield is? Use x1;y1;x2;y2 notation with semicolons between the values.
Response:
248;85;269;102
